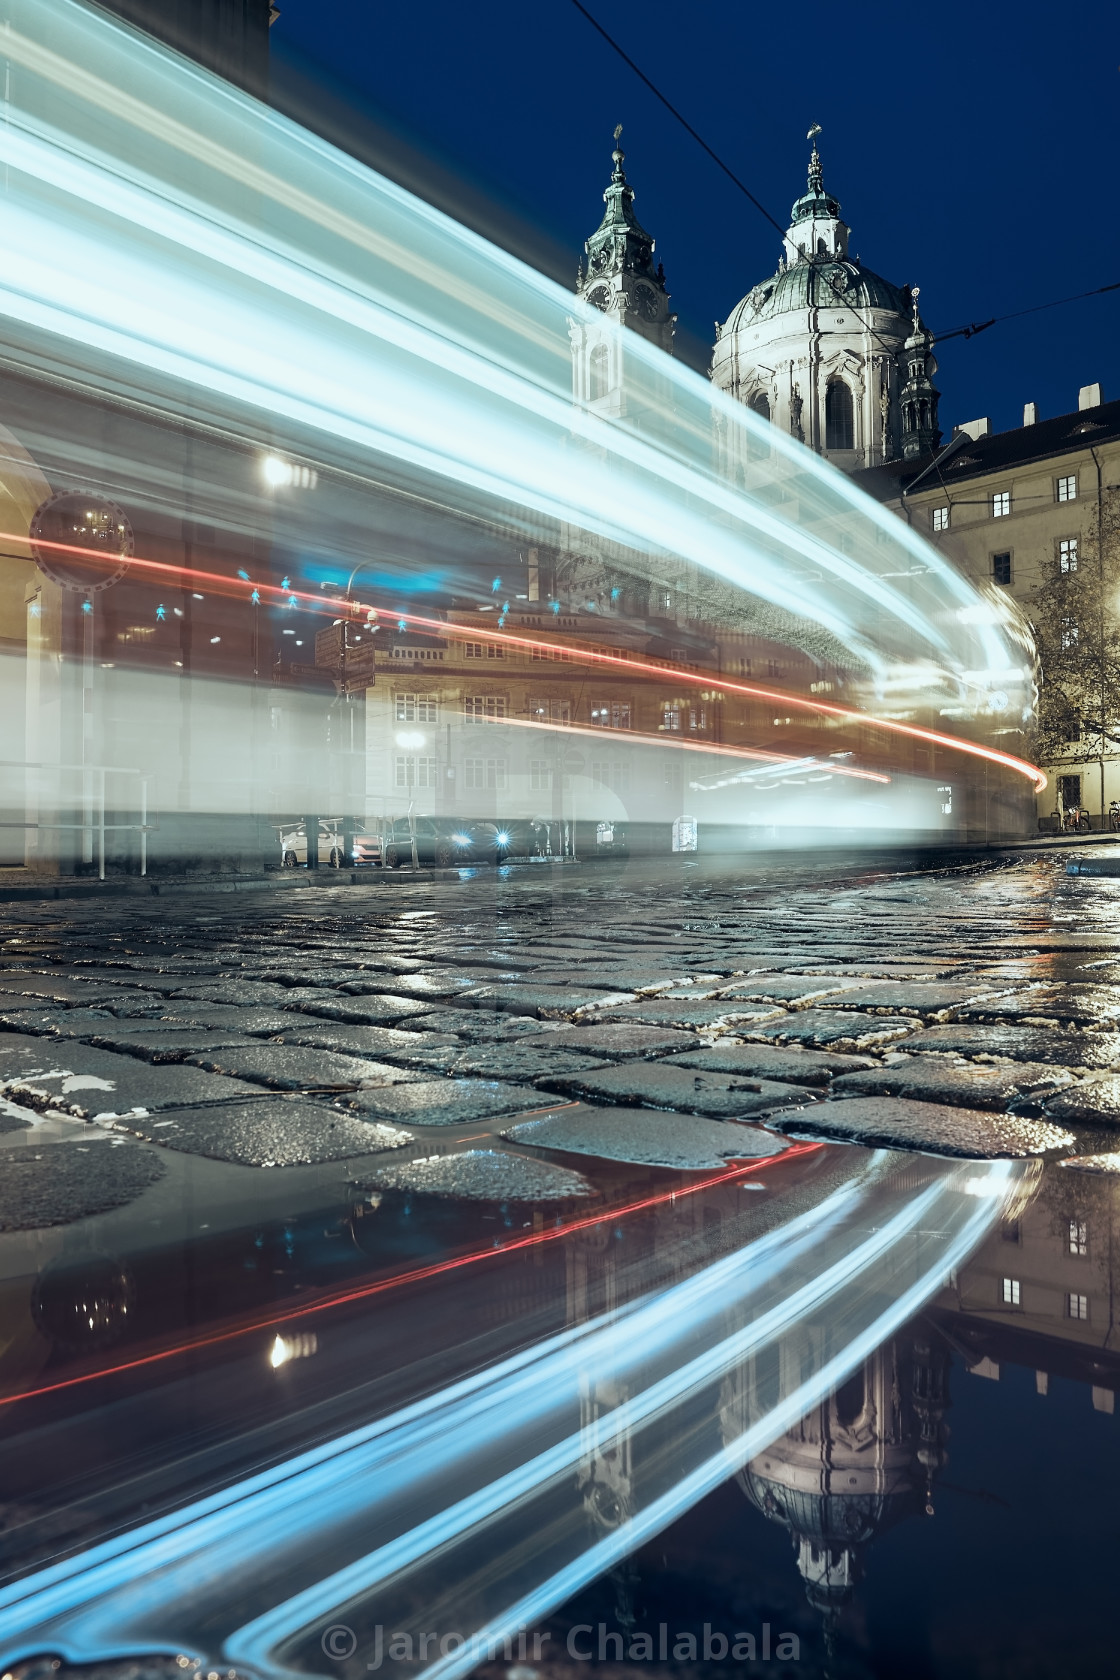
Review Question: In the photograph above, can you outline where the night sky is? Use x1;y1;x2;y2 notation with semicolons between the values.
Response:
272;0;1117;438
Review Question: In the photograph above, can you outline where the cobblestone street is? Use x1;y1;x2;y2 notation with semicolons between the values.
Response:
3;849;1120;1228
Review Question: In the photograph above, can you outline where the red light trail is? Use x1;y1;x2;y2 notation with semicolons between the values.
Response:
0;1139;824;1411
10;528;1046;791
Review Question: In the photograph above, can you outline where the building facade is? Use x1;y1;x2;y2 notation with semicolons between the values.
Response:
855;388;1120;824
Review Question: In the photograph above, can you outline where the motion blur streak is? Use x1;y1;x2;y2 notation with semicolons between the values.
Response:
2;525;1039;791
0;1156;1023;1679
0;0;1032;697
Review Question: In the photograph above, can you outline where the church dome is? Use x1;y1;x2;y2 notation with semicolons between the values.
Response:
710;138;938;467
721;257;911;337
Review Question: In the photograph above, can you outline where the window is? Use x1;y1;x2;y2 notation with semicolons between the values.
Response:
463;695;507;719
1061;616;1079;650
531;646;570;662
689;707;708;731
464;641;504;659
1056;474;1077;503
394;692;438;723
658;589;673;612
530;698;570;724
1059;537;1079;573
590;343;610;401
931;506;950;532
1068;1292;1089;1321
825;381;854;451
463;757;507;791
394;755;438;789
748;391;771;422
992;552;1013;586
1002;1277;1020;1306
992;490;1011;518
1070;1220;1089;1256
1058;773;1082;808
529;759;553;791
662;704;682;732
590;701;632;729
591;761;630;793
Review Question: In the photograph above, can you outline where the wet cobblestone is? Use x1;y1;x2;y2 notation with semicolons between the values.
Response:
4;851;1120;1224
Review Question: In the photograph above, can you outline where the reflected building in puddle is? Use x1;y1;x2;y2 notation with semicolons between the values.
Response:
729;1330;949;1644
730;1162;1120;1643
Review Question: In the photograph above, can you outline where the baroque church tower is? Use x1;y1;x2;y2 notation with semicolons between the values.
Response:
571;129;675;418
710;136;940;469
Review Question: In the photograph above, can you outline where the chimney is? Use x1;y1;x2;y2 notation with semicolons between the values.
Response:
1023;402;1038;426
955;418;991;441
1079;383;1103;411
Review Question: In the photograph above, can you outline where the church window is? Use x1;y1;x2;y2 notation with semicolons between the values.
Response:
904;402;916;434
1002;1277;1020;1305
1068;1292;1089;1321
992;490;1011;518
748;391;771;422
590;343;610;401
1056;474;1077;503
991;552;1012;586
1059;537;1079;572
931;506;950;532
825;381;854;451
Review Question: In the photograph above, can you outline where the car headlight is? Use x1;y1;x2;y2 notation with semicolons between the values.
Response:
452;833;472;846
495;832;510;845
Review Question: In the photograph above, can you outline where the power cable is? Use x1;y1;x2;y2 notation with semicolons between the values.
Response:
933;280;1120;343
567;1;1118;362
565;0;899;357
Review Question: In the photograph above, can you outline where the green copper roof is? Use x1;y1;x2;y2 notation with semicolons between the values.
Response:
723;258;911;334
582;130;662;285
789;143;841;226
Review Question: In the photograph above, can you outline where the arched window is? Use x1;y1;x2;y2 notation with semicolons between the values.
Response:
748;391;771;422
825;380;854;451
590;344;610;401
904;402;916;434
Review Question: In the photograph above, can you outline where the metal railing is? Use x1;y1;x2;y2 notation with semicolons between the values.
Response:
0;759;152;880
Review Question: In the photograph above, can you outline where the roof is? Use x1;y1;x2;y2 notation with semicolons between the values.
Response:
720;256;908;337
852;398;1120;502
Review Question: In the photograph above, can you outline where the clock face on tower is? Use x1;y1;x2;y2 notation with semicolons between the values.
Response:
587;286;610;312
633;283;659;321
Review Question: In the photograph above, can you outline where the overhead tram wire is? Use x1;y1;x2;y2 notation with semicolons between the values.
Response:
932;278;1120;342
565;0;899;358
567;2;1117;362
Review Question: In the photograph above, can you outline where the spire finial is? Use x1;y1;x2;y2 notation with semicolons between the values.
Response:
611;123;625;181
806;123;823;193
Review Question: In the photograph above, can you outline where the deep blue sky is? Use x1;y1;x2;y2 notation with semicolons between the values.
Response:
272;0;1117;436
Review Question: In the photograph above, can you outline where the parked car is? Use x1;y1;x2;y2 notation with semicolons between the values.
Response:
350;831;384;867
382;817;511;869
279;820;379;868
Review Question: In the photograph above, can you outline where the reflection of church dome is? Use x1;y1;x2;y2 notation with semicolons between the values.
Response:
731;1335;950;1636
740;1467;921;1616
